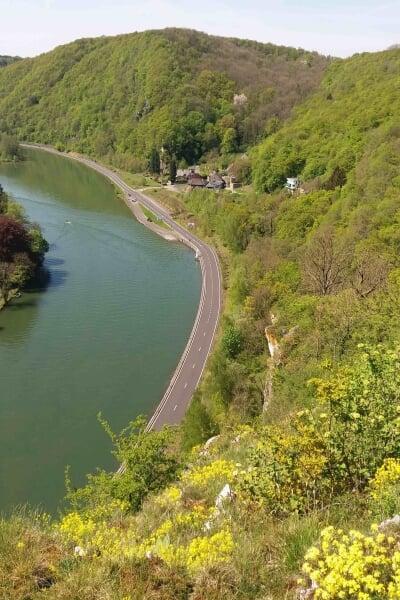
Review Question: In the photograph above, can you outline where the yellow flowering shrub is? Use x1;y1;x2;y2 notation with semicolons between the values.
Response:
182;459;236;487
140;505;214;551
58;499;131;556
124;522;234;573
146;528;234;573
235;347;400;516
174;504;215;529
232;424;256;440
300;525;400;599
186;528;234;572
369;459;400;518
155;485;182;507
59;499;232;574
89;522;138;559
370;459;400;500
235;422;328;515
59;511;96;546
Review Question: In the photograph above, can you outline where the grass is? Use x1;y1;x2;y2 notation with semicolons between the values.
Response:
0;436;378;600
145;187;187;217
115;169;162;189
141;206;170;230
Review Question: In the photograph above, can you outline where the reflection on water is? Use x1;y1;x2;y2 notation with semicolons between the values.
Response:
0;149;201;513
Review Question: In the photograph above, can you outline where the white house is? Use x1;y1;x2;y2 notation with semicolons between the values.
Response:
285;177;300;192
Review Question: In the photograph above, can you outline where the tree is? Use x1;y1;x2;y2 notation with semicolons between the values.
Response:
169;156;177;183
26;94;40;106
29;226;50;264
228;157;252;184
66;416;181;513
314;289;360;359
0;184;8;214
148;148;160;174
301;228;350;295
323;166;347;190
311;345;400;491
218;205;252;252
0;216;48;305
93;131;113;156
181;395;219;452
351;249;390;299
0;134;22;161
0;253;33;304
222;324;244;359
221;127;237;155
0;216;30;262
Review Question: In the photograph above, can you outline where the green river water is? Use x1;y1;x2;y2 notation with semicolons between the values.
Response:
0;149;201;513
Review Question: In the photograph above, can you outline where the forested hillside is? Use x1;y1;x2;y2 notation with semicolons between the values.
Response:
0;29;329;170
0;55;21;68
4;35;400;600
253;47;400;191
181;46;400;432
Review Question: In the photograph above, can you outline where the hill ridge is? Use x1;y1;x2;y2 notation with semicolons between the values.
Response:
0;28;329;171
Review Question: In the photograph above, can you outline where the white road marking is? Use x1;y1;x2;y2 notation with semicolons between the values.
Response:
173;404;178;412
203;331;206;336
192;363;196;369
199;347;202;351
184;382;188;389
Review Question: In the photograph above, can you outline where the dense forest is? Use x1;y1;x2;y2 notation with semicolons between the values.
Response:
0;29;329;170
252;47;400;192
0;55;21;68
3;32;400;599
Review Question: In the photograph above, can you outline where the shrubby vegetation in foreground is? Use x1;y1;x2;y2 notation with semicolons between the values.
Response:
3;346;400;598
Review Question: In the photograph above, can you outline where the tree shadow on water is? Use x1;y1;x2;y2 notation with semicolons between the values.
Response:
0;259;68;340
0;267;66;341
26;261;68;294
45;256;65;267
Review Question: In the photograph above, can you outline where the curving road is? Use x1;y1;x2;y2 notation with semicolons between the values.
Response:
21;144;222;431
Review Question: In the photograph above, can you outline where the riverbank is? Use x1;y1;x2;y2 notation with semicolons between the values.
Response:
125;192;178;242
0;289;19;311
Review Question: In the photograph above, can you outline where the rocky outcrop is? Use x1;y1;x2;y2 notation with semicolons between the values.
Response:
200;435;221;457
263;313;298;411
265;327;282;365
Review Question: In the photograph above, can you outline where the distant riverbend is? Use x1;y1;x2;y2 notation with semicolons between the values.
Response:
0;148;201;513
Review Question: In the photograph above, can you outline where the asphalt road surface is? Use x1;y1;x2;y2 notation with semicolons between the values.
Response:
22;144;222;431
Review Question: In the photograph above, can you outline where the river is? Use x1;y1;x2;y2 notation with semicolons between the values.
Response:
0;149;201;513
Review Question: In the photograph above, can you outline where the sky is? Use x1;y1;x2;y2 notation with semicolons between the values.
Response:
1;0;399;58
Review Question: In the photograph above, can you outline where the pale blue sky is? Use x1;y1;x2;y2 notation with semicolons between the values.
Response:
1;0;399;58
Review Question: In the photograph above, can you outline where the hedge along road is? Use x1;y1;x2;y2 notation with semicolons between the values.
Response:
21;144;222;432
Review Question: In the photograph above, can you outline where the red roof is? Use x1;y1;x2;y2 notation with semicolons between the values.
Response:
188;174;206;187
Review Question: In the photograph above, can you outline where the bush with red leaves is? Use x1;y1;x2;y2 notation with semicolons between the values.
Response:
0;215;31;262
